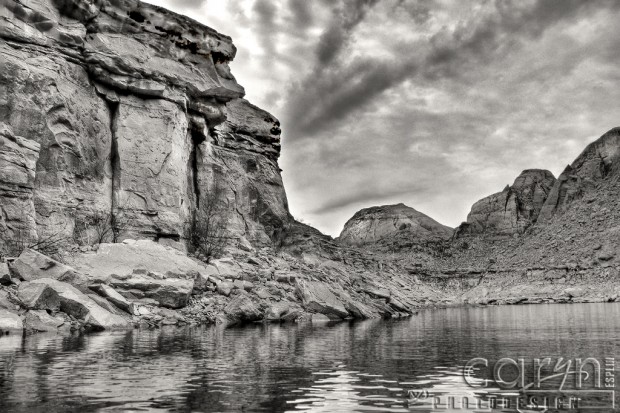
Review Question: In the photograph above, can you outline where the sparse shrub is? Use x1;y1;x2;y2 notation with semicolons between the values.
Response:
73;196;135;245
191;185;232;262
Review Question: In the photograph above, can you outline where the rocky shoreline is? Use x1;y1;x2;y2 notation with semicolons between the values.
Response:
1;236;617;337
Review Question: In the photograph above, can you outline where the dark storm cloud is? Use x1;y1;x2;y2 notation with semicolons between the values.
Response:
316;0;379;65
288;0;313;30
283;0;620;139
252;0;278;55
393;0;435;25
311;183;430;215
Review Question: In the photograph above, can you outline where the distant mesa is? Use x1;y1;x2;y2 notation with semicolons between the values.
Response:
338;203;453;246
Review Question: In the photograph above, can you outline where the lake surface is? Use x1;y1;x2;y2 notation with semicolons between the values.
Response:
0;303;618;412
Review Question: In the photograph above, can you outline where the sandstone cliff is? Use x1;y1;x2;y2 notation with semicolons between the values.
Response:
0;0;289;255
538;127;620;222
455;169;556;238
0;0;438;333
338;203;453;247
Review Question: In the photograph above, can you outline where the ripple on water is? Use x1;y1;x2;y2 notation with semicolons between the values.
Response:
0;303;618;412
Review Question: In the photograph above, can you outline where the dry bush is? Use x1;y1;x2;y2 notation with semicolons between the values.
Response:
2;223;69;261
73;196;135;245
191;185;233;262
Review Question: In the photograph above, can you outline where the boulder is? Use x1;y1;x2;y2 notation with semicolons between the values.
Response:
30;279;130;330
563;287;584;298
0;263;11;285
296;281;349;319
216;281;234;297
17;282;61;311
110;275;193;309
90;284;133;313
0;290;18;311
87;294;127;316
24;310;64;333
281;308;304;322
265;302;290;321
309;313;333;323
192;267;220;291
274;271;300;284
363;286;391;300
210;258;244;280
11;249;88;291
343;298;378;319
255;287;271;300
223;295;262;324
233;280;254;291
0;309;23;333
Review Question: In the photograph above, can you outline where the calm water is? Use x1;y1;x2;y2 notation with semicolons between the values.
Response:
0;303;618;412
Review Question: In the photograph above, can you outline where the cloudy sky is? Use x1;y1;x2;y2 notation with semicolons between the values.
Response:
146;0;620;236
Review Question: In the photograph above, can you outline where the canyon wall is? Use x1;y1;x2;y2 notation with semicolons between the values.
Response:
455;169;556;238
0;0;290;254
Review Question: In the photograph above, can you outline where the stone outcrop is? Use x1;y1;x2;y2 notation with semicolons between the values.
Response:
27;278;130;330
456;169;556;238
18;281;61;311
67;239;208;282
110;274;193;309
295;281;349;319
11;248;88;290
538;128;620;222
90;284;133;313
0;0;290;253
24;310;65;333
338;203;453;246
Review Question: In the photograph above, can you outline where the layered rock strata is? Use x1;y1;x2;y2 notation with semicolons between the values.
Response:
455;169;556;237
0;0;289;253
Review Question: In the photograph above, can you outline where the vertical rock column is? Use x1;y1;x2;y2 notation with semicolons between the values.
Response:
112;96;192;245
0;124;41;255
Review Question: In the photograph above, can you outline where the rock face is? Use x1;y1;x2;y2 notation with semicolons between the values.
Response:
538;128;620;222
0;0;290;253
0;124;40;255
338;203;453;246
456;169;556;237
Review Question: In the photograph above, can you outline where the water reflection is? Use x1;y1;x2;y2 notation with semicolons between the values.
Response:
0;303;617;412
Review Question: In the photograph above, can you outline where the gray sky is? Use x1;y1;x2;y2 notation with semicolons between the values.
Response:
146;0;620;236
